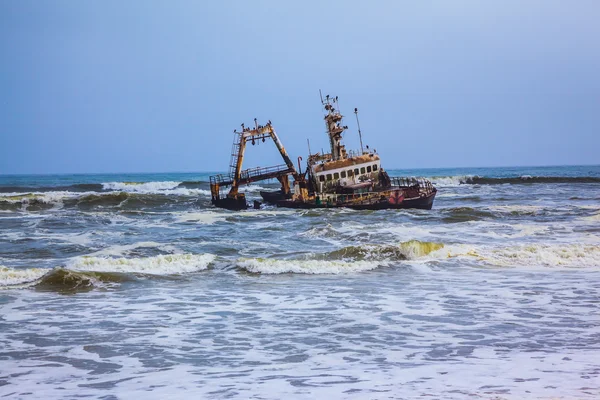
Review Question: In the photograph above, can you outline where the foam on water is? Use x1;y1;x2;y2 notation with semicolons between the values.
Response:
174;209;296;224
0;266;49;288
238;184;270;193
68;253;216;275
433;243;600;269
430;175;475;187
2;167;600;398
102;181;181;192
174;211;228;224
237;258;386;274
0;191;94;210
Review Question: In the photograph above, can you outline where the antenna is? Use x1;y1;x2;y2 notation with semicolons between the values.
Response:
319;89;324;105
307;138;312;156
354;107;364;154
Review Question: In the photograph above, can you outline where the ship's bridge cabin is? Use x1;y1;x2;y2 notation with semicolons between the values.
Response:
311;153;382;194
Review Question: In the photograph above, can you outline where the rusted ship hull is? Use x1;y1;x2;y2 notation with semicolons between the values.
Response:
270;190;436;210
259;190;291;204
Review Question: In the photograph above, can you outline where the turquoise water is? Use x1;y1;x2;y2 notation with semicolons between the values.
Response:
1;165;599;399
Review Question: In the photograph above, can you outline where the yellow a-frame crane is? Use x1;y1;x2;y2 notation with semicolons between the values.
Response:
209;119;300;210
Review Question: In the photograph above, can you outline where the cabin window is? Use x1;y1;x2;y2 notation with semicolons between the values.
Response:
373;164;378;171
334;172;340;180
348;169;353;177
326;174;332;181
360;167;366;174
367;166;372;173
319;175;325;182
354;168;359;175
341;171;347;178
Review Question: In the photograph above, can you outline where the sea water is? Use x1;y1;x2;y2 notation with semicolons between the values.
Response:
1;165;599;399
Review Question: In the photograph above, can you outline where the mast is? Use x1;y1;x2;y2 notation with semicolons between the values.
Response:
354;108;364;154
321;94;348;161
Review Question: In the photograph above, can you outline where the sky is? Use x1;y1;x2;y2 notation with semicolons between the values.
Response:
0;0;599;174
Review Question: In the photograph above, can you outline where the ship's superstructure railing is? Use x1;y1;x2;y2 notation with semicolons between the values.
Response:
390;177;436;195
210;164;294;201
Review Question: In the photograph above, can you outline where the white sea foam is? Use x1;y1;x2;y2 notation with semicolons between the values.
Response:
429;175;475;187
0;187;210;211
68;253;216;275
101;181;181;192
0;191;95;208
162;188;211;196
102;181;211;196
175;212;227;224
237;258;386;274
0;266;48;288
430;243;600;269
238;185;270;193
486;204;544;214
175;209;296;225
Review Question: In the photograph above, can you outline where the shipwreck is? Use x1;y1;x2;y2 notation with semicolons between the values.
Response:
209;93;436;211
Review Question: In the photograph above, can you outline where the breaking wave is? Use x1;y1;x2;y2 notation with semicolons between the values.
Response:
1;254;216;291
0;189;210;211
102;181;181;192
34;269;134;293
443;243;600;269
237;258;386;274
0;265;117;292
325;240;444;261
0;183;105;193
237;240;445;274
431;175;600;186
237;241;600;275
0;266;49;288
67;253;216;274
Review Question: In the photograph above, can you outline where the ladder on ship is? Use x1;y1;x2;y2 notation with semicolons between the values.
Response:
209;119;299;209
229;130;243;177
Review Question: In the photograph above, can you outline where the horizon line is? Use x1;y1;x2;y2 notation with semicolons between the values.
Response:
1;163;599;177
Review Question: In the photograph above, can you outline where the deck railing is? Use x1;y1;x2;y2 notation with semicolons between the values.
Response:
209;164;294;200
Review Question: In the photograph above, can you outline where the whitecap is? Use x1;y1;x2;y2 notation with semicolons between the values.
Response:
429;175;476;187
68;253;216;275
174;212;227;225
0;266;49;288
236;258;386;274
431;243;600;269
101;181;181;193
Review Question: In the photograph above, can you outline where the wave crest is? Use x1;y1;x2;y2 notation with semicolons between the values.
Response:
444;243;600;269
0;266;48;288
1;253;216;290
237;258;385;274
325;240;444;261
431;175;600;186
237;241;445;274
102;181;181;193
68;253;216;274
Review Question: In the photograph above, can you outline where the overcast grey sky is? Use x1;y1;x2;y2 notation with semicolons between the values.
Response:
1;1;598;174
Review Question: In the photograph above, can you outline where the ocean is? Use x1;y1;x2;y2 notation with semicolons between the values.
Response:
1;165;599;399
